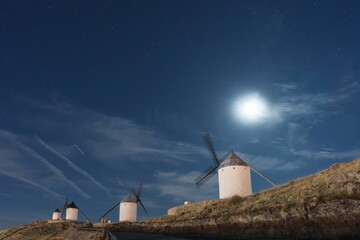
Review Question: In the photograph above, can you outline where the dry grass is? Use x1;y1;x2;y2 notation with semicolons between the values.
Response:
0;221;103;240
148;157;360;223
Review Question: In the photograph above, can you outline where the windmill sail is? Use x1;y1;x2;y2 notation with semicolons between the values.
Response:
248;165;277;187
195;166;218;187
133;182;148;215
78;206;92;223
99;201;121;221
202;133;220;166
138;199;148;215
196;134;234;187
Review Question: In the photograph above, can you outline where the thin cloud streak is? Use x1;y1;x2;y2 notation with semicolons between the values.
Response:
0;131;62;197
35;135;112;196
17;143;91;199
291;148;360;160
274;82;298;93
0;129;90;198
0;168;62;198
275;81;360;119
263;81;360;124
84;116;204;163
23;98;205;164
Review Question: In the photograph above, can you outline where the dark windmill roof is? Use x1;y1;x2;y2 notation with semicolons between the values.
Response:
66;202;78;209
53;208;61;213
219;151;248;168
121;194;137;203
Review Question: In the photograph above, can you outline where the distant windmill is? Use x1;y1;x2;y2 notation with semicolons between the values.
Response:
66;201;79;221
98;182;148;223
52;208;61;220
62;198;92;223
195;133;276;199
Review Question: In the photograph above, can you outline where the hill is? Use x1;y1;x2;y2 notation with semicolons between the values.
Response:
108;157;360;239
1;158;359;240
0;221;105;240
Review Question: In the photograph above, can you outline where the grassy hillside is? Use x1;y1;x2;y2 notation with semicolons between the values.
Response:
120;157;359;239
1;158;359;240
149;157;360;222
0;221;105;240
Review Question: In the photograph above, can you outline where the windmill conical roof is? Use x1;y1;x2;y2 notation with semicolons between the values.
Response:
66;202;78;209
219;151;248;168
121;194;137;203
53;208;61;213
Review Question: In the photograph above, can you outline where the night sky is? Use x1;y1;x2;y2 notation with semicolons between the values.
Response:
1;0;360;229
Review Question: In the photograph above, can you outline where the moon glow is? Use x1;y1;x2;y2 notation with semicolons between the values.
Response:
233;94;268;123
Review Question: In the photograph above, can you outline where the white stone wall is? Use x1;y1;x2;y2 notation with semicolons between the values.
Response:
218;165;252;199
66;208;78;221
119;202;137;222
52;211;61;220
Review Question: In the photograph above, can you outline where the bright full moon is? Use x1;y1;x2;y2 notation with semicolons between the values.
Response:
233;94;268;123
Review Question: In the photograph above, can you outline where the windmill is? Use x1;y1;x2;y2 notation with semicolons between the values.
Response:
52;208;61;220
98;181;148;223
51;199;64;220
62;199;92;223
66;201;79;221
195;133;276;199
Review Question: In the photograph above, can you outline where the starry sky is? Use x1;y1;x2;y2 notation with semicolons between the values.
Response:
1;0;360;229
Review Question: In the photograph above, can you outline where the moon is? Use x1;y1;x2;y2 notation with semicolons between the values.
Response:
233;94;268;123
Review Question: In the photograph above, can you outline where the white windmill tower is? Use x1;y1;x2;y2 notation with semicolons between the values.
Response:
119;194;138;222
66;202;79;221
52;208;61;220
195;133;276;199
98;182;148;223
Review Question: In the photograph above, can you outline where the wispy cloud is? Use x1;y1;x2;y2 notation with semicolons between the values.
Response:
274;81;360;121
145;107;195;131
22;98;205;164
0;193;14;197
2;98;211;205
249;137;259;144
274;82;298;93
153;170;218;202
83;116;204;163
291;148;360;160
0;168;62;197
19;142;91;199
258;81;360;125
0;129;90;198
35;135;111;196
0;146;63;198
